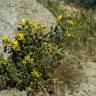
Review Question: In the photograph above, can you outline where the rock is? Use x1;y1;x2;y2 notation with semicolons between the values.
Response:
0;88;27;96
0;0;56;52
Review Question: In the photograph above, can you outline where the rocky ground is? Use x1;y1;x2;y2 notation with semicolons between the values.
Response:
0;89;27;96
64;61;96;96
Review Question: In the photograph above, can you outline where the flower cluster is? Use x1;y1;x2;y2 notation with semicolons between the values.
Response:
2;18;49;52
2;18;62;93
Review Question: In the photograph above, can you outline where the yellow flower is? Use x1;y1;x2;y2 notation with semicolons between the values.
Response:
21;18;28;23
13;46;19;51
22;53;32;64
31;69;41;78
24;55;30;61
28;21;33;26
22;60;27;64
65;31;71;37
43;24;48;29
30;21;47;32
19;33;24;40
31;23;38;30
32;22;43;32
11;40;19;51
15;33;24;40
2;36;9;42
27;86;32;92
67;33;71;37
47;43;53;52
57;15;63;22
67;19;74;26
48;43;53;49
53;78;58;84
12;40;19;46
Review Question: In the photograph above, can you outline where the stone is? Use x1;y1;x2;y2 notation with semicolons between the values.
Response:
0;0;56;52
0;89;27;96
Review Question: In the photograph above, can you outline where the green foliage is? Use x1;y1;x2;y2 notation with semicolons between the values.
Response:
38;0;96;9
37;0;96;94
1;19;63;95
38;0;96;54
0;16;85;95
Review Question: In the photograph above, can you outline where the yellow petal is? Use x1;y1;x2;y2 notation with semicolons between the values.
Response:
21;18;28;23
57;15;63;21
2;36;9;42
12;40;19;46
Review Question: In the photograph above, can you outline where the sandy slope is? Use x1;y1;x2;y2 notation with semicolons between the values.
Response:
65;62;96;96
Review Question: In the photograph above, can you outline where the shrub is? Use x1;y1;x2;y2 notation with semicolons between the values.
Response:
1;18;63;95
2;8;92;94
0;53;7;90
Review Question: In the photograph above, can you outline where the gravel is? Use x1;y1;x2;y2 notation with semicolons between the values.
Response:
64;62;96;96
